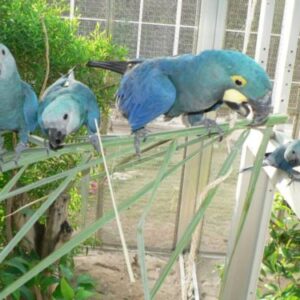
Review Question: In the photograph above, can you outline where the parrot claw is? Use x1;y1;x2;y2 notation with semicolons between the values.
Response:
43;140;51;156
89;134;100;153
197;119;224;141
287;171;300;186
14;142;28;161
133;128;150;156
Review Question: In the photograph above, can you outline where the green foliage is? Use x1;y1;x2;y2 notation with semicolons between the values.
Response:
257;193;300;299
0;250;97;300
0;0;127;214
0;0;126;298
0;0;126;114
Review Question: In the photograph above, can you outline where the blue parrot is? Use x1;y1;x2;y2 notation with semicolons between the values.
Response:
241;140;300;182
88;50;272;154
0;43;38;160
38;69;101;151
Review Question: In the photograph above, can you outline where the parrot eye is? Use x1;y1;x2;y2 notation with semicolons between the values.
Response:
63;114;68;120
292;150;296;155
231;75;247;87
1;49;5;55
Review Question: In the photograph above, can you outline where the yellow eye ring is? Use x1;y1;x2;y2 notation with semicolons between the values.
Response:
231;75;247;87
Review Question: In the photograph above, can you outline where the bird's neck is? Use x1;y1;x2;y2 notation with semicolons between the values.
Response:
0;70;22;96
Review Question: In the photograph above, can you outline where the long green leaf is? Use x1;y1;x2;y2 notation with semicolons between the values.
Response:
219;126;273;296
1;115;287;173
0;158;89;264
137;141;177;300
150;130;250;298
0;135;216;298
0;114;287;298
0;135;206;203
0;165;27;196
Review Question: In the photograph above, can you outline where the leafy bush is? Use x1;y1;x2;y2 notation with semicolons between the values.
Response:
0;0;126;298
257;193;300;299
0;250;98;300
0;0;126;205
0;0;126;114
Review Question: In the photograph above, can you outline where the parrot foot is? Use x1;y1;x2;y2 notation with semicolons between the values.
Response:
287;171;300;185
14;142;28;161
43;140;51;156
89;134;100;152
133;128;150;156
197;119;224;141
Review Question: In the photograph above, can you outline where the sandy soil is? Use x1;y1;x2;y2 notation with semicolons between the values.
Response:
75;250;223;300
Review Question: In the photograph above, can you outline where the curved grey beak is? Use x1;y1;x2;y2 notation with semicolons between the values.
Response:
248;90;273;126
224;102;251;118
48;128;66;150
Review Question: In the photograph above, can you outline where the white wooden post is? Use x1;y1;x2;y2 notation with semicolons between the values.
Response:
173;0;183;56
220;132;275;300
175;0;228;246
220;0;276;299
70;0;75;19
136;0;144;58
272;0;300;117
254;0;275;68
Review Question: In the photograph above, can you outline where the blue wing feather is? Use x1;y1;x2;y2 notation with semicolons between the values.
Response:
22;81;38;132
118;66;176;131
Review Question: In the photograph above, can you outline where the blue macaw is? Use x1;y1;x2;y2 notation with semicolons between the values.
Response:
88;50;272;154
0;43;38;160
241;140;300;182
38;69;101;151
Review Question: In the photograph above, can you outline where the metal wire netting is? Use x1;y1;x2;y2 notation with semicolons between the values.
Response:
62;0;300;253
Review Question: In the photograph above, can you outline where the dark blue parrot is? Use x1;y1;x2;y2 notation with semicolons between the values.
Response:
241;140;300;182
88;50;272;154
0;43;38;160
38;69;100;151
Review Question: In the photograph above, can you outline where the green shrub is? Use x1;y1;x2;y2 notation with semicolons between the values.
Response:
0;1;126;298
257;193;300;299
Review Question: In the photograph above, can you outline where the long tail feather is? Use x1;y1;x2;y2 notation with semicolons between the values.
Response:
86;60;143;74
240;160;268;173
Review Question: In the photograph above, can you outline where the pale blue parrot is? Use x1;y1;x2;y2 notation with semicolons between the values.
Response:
0;43;38;160
88;50;272;154
241;140;300;182
38;69;100;151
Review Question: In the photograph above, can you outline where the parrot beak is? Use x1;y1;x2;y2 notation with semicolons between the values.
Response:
224;102;250;118
48;128;66;150
248;90;273;126
223;89;272;126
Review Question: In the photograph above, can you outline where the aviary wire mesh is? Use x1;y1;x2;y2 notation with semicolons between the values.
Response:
67;0;299;253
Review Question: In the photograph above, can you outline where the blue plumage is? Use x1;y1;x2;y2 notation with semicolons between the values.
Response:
0;44;38;158
88;50;272;153
38;69;101;150
242;140;300;182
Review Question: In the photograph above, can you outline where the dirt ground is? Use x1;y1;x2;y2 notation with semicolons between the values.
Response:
75;250;223;300
74;114;241;299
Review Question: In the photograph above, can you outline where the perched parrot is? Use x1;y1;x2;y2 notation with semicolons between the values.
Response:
241;140;300;182
0;43;38;160
88;50;272;154
38;69;101;151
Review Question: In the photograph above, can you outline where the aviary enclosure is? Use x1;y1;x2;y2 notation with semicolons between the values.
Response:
0;0;299;299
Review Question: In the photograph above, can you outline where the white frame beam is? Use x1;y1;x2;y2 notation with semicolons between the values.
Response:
175;0;228;247
272;0;300;115
220;0;276;299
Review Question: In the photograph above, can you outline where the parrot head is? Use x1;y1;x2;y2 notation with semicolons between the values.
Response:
40;96;83;150
206;50;272;126
0;44;18;80
284;140;300;166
